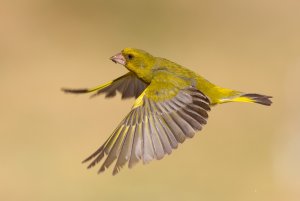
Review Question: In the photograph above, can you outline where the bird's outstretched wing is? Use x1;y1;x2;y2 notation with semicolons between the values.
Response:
83;78;211;175
62;72;148;99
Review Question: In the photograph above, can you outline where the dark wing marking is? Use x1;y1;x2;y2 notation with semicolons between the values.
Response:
62;72;148;99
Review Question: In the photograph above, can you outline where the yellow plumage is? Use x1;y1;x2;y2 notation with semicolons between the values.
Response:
62;48;272;175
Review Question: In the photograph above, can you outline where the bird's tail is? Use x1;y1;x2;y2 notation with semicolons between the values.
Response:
228;93;272;106
212;86;272;106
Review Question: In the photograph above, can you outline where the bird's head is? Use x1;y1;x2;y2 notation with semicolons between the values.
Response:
110;48;155;82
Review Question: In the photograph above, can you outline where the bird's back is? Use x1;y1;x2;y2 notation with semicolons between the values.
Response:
152;57;235;105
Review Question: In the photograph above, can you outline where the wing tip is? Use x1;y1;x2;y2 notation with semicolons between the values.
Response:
61;87;89;94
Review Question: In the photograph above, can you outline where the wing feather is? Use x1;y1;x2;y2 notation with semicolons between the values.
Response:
157;115;179;149
128;124;142;168
142;116;155;164
148;114;165;160
152;115;173;154
83;86;211;174
113;126;135;175
99;126;128;173
62;72;148;99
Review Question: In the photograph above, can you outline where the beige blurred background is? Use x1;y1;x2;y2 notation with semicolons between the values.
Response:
1;0;299;201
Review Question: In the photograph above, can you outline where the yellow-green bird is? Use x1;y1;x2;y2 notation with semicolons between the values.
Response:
62;48;272;175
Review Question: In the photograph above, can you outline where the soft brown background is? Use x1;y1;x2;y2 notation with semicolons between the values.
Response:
1;0;299;201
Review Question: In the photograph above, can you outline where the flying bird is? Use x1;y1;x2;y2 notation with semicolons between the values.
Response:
62;48;272;175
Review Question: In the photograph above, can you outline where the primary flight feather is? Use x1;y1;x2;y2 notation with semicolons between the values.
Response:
62;48;272;175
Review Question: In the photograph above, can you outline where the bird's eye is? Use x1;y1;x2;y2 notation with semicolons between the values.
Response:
127;54;134;60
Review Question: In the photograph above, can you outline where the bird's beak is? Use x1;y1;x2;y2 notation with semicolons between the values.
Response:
110;52;126;65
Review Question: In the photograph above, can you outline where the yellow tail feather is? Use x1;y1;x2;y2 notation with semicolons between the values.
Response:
229;93;272;106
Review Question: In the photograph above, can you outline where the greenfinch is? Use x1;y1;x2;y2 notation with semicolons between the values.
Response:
62;48;272;175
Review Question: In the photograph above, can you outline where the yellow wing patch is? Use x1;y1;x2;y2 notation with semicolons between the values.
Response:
132;91;145;109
